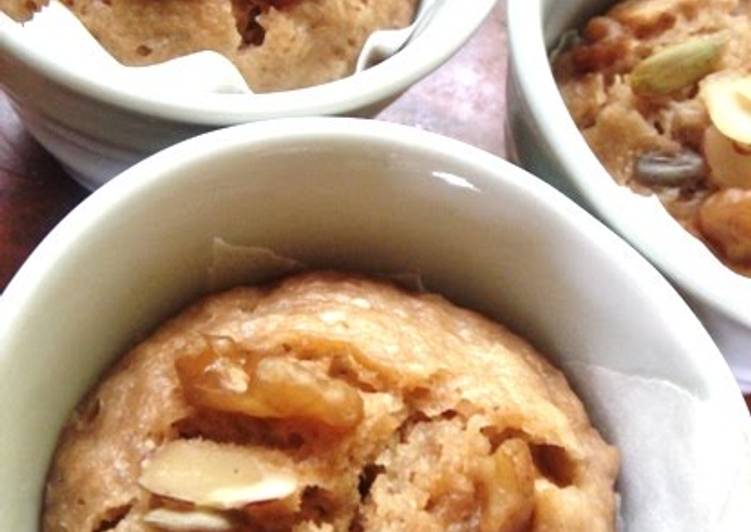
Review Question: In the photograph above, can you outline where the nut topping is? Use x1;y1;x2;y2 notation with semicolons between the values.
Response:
630;34;725;96
143;508;235;531
138;439;297;509
176;336;364;430
702;72;751;145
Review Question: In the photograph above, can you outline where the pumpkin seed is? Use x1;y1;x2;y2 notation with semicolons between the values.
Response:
634;149;706;187
630;35;725;96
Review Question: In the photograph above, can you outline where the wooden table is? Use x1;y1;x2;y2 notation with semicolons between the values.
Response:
1;4;748;410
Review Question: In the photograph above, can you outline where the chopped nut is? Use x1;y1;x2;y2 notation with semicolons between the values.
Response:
571;35;632;74
630;35;725;96
701;72;751;145
138;440;297;509
699;189;751;265
479;439;535;532
583;16;624;42
143;508;234;531
176;336;364;430
703;125;751;189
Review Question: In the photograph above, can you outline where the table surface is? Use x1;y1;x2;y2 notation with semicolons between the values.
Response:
1;4;748;410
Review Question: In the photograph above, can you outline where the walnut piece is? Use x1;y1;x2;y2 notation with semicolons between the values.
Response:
175;336;364;430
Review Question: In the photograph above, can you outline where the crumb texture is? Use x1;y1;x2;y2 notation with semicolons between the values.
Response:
44;272;618;531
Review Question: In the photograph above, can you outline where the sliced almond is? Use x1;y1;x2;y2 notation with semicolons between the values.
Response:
139;440;297;509
143;508;234;531
701;72;751;145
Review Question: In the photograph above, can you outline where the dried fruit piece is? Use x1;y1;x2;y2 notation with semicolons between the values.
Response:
702;72;751;145
143;508;234;531
703;126;751;189
479;439;535;532
571;31;631;74
139;439;297;509
176;336;364;430
698;189;751;265
630;35;725;96
634;149;705;187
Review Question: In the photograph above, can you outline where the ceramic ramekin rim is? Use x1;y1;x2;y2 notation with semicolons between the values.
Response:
0;0;497;125
0;117;747;427
506;0;751;330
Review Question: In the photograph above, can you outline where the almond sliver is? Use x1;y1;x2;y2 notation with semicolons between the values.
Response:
139;439;297;509
143;508;234;531
208;476;299;509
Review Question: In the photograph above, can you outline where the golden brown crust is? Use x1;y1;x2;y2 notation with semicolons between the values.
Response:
44;272;618;531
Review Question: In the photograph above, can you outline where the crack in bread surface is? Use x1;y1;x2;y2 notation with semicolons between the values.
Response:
43;272;619;532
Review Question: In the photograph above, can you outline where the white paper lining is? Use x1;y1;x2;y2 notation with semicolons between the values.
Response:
562;361;751;531
209;238;426;293
0;0;436;95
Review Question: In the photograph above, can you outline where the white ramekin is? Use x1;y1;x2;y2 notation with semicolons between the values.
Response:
0;0;497;189
0;118;748;530
506;0;751;391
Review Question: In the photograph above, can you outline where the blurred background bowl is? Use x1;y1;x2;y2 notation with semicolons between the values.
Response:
506;0;751;392
0;0;497;189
